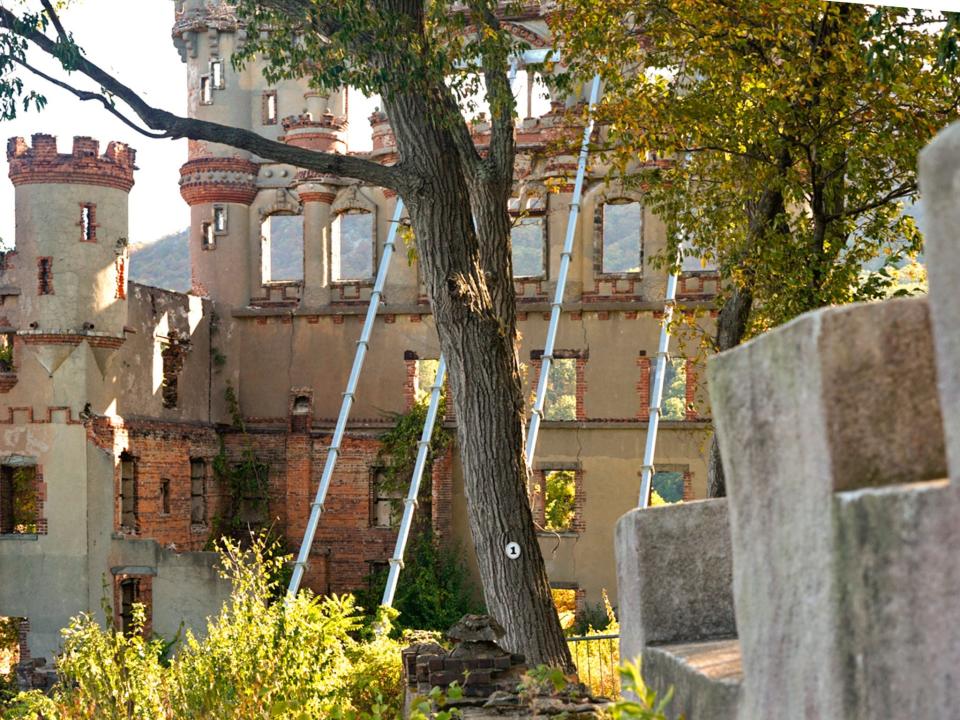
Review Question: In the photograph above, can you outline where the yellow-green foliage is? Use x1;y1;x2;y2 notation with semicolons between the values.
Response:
4;536;405;719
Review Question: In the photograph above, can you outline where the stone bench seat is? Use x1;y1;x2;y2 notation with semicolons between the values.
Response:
642;638;742;720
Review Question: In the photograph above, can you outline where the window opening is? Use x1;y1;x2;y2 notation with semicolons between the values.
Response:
190;459;206;524
651;358;687;421
200;75;213;105
0;465;37;534
161;335;185;409
37;257;53;295
263;90;278;124
601;201;643;274
652;470;685;505
261;215;304;282
210;59;224;89
118;579;138;636
213;206;227;233
201;222;215;251
80;204;96;242
415;358;440;402
542;469;576;532
551;587;578;631
371;468;403;528
0;332;14;372
120;454;137;531
511;216;546;278
115;256;126;300
332;210;374;281
160;478;171;515
545;357;577;421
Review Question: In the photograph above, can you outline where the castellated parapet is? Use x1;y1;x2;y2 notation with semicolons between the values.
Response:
7;134;136;192
7;134;133;338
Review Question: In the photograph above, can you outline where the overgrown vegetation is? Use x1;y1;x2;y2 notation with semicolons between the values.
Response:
0;617;19;707
3;536;406;719
357;529;484;635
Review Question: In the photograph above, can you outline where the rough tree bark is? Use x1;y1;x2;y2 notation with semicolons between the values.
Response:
0;1;573;669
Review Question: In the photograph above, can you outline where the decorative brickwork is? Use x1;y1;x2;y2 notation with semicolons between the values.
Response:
281;113;347;153
178;157;259;206
7;135;136;191
115;256;126;300
636;354;651;420
685;358;699;420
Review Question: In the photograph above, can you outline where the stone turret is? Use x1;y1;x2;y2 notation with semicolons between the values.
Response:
6;134;135;340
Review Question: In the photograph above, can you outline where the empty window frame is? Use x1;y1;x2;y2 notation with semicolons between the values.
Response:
650;358;687;421
263;90;278;124
551;586;578;630
332;210;375;281
37;257;53;295
200;75;213;106
161;340;184;409
415;358;440;403
544;357;577;421
119;454;137;531
511;216;546;278
651;470;685;505
0;465;38;535
371;468;403;529
201;222;216;251
541;469;576;532
260;214;304;282
160;478;171;515
190;459;206;525
601;201;643;274
80;204;96;242
118;578;139;636
0;332;14;373
213;205;228;234
210;58;225;89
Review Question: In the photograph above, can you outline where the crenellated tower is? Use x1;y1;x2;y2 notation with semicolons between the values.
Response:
6;134;135;339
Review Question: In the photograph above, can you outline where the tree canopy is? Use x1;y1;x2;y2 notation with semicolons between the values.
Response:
554;0;960;340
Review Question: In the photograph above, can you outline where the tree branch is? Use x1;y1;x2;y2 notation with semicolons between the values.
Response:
38;0;68;44
827;181;916;222
0;5;409;191
475;2;516;183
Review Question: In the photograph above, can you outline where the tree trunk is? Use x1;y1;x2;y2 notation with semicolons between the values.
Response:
386;93;573;670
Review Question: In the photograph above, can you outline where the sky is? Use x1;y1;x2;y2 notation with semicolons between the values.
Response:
0;0;381;249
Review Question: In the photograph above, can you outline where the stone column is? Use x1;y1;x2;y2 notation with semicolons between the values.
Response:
297;178;337;307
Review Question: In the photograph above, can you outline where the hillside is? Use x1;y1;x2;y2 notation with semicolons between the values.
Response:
129;229;190;292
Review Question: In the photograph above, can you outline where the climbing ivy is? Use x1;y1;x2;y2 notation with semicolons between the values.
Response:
376;392;453;500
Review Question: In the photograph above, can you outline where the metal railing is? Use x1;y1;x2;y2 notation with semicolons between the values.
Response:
567;633;620;698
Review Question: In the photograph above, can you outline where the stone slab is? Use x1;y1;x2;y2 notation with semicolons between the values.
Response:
616;499;735;666
708;296;949;719
642;639;742;720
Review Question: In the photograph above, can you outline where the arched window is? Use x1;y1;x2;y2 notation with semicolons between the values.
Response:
332;209;375;281
261;214;304;283
600;200;643;275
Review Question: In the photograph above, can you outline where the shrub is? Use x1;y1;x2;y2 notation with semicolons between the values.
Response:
4;535;406;719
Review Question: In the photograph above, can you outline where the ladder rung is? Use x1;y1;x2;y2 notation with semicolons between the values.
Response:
309;502;326;512
388;558;404;569
403;498;418;508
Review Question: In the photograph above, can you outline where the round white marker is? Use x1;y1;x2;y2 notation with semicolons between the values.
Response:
505;542;521;559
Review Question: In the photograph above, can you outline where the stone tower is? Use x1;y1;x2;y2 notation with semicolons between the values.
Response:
172;0;350;308
6;134;135;340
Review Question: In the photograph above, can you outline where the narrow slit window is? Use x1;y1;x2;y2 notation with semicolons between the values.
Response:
213;206;227;233
115;257;126;300
0;465;37;535
160;478;171;515
601;201;643;274
511;216;546;278
161;338;185;409
332;210;374;281
650;358;687;421
190;459;206;524
201;222;215;251
80;204;96;242
544;357;577;421
120;454;137;531
263;90;278;124
200;75;213;105
261;215;304;282
37;257;53;295
210;59;224;89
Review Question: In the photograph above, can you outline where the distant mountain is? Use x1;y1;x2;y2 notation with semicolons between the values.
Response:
129;228;190;292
